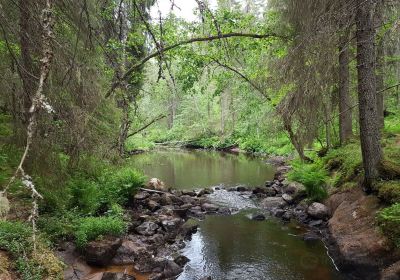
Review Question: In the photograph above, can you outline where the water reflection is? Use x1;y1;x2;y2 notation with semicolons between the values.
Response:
129;149;275;189
179;210;344;280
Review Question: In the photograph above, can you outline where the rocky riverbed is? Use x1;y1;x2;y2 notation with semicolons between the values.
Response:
59;156;400;280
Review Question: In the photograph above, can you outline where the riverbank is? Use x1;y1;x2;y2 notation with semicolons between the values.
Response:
261;156;400;280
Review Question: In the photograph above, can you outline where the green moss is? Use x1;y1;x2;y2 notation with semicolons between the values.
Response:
323;142;363;186
375;180;400;204
377;203;400;248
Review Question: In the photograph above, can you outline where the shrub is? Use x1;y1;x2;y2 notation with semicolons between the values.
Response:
99;168;145;206
377;203;400;248
67;177;101;215
38;212;77;243
75;215;126;248
288;160;328;202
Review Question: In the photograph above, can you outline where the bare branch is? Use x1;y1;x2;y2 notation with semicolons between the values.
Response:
126;114;166;139
105;32;286;98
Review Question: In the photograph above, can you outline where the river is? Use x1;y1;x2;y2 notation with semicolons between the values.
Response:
129;149;344;280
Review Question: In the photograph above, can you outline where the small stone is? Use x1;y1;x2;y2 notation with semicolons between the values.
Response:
282;194;294;204
161;218;182;232
136;222;159;236
250;213;266;221
236;186;248;192
218;207;232;215
202;203;219;212
303;231;320;242
309;219;323;227
274;209;285;218
282;211;292;221
261;197;287;209
265;180;273;187
147;200;160;212
134;192;150;200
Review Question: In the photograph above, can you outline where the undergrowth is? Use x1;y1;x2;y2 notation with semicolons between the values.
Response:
287;160;328;202
377;203;400;248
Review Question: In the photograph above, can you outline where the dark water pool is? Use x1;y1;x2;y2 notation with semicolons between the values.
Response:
130;150;344;280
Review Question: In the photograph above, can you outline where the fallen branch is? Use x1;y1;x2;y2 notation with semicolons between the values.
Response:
126;114;166;139
106;32;285;98
139;187;167;194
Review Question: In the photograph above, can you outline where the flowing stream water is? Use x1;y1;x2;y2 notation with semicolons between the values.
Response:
129;149;344;280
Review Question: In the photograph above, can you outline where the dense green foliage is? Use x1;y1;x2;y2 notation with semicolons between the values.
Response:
75;214;126;248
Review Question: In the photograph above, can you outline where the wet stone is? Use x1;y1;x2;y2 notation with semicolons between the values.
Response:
134;192;150;200
136;221;159;236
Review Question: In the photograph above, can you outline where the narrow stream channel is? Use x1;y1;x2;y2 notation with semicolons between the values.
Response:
129;149;344;280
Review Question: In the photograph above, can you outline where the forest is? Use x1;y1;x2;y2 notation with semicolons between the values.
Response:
0;0;400;279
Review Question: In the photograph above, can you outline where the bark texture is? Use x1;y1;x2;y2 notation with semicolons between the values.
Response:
355;0;383;187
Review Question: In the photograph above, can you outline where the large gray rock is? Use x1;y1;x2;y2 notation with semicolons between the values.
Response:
136;221;159;236
260;197;287;209
307;202;329;219
84;237;122;266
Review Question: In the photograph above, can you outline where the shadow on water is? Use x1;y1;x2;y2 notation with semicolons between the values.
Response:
129;149;276;189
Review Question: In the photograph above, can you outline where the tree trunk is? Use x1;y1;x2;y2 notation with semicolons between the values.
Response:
19;0;38;123
283;119;307;162
338;29;353;144
355;0;383;188
118;100;130;156
375;0;385;130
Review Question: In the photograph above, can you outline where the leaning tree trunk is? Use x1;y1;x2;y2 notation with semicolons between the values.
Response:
355;0;383;188
338;28;353;144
